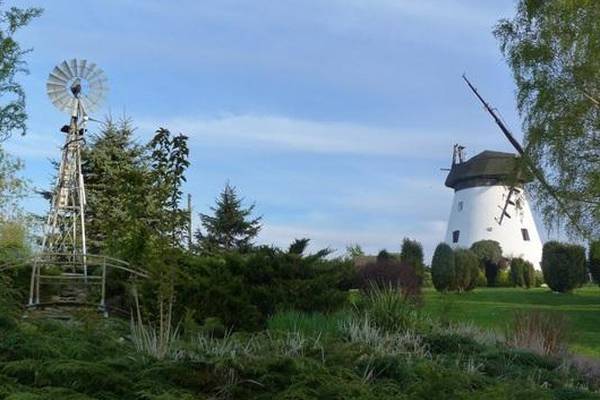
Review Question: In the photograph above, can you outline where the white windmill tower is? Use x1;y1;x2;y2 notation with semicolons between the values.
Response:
443;145;543;267
442;75;545;268
29;59;108;306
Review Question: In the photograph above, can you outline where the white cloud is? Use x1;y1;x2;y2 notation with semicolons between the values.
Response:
137;114;463;159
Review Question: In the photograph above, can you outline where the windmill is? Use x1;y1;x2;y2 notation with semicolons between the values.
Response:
442;75;545;267
29;59;108;306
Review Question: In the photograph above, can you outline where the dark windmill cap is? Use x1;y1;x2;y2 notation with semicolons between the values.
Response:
445;150;532;191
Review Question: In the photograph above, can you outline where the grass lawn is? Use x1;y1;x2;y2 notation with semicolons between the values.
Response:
423;285;600;357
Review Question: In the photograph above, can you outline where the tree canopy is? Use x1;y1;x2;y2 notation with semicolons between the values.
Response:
495;1;600;238
196;183;262;253
0;4;42;141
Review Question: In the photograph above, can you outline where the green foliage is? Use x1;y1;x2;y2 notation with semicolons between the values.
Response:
495;1;600;237
359;283;426;332
496;270;511;287
84;120;191;263
0;5;42;140
510;258;535;288
0;220;28;263
589;241;600;286
524;261;536;289
0;302;599;398
0;147;26;220
453;248;479;292
84;118;149;260
542;241;587;293
470;240;503;287
268;310;349;337
173;242;355;331
195;183;262;254
344;244;364;261
510;257;524;287
431;243;455;292
0;274;18;328
149;127;191;248
400;237;425;279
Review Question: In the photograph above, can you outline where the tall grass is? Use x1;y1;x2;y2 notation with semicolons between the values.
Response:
507;310;569;356
361;283;429;332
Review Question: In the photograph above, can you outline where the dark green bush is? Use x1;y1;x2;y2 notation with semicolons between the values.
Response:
453;248;479;292
541;241;587;293
400;237;425;281
470;240;503;287
510;257;534;288
524;261;535;288
589;241;600;286
431;243;455;292
174;245;356;331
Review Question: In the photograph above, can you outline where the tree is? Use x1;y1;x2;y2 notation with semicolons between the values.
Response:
345;244;364;260
470;240;503;287
0;146;25;220
400;237;425;280
589;241;600;286
523;260;536;289
149;128;190;248
0;4;42;141
84;118;149;259
431;243;455;292
454;248;479;292
196;183;262;253
542;241;587;293
495;1;600;237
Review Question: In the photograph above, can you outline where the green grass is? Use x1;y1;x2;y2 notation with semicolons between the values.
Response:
423;285;600;356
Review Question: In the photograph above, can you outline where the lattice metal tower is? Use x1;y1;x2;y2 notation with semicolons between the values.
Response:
29;59;108;306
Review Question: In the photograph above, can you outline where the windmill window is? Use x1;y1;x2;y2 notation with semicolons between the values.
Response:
452;230;460;243
457;201;463;211
521;228;530;241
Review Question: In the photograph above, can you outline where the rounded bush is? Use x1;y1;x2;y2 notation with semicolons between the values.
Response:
510;257;533;288
541;241;586;293
431;243;455;292
454;248;479;292
400;238;425;280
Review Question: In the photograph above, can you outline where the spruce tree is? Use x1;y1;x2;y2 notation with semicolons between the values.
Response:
196;183;262;253
84;118;149;259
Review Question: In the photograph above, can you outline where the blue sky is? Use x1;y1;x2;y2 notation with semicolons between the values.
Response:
5;0;534;260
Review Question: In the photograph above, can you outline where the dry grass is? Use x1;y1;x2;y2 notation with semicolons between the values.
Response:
506;309;569;356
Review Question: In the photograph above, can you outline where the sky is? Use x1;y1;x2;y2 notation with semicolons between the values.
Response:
4;0;536;261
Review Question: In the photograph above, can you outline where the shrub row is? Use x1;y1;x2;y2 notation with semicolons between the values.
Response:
431;241;503;292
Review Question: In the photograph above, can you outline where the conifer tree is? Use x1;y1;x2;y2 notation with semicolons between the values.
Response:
196;183;262;253
84;118;147;257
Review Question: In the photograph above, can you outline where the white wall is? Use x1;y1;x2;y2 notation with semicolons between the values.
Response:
444;185;543;268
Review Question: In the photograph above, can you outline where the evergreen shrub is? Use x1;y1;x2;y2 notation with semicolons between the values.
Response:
510;258;534;288
453;248;479;292
400;238;425;281
541;241;586;293
431;243;455;292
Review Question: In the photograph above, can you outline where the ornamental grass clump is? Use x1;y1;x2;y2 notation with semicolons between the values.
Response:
507;310;569;356
361;283;428;333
